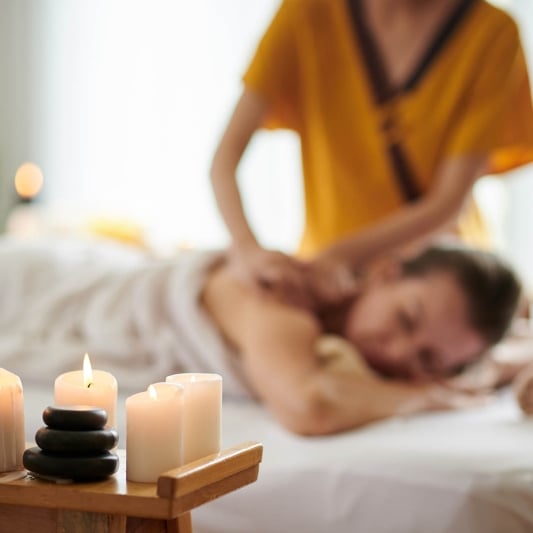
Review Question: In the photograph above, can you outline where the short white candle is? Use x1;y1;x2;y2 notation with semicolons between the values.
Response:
0;369;25;473
165;373;222;464
126;382;184;483
54;354;118;428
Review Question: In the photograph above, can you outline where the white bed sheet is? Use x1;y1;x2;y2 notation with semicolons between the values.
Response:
23;385;533;533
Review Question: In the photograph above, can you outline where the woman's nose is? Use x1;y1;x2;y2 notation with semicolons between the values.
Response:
382;335;425;379
385;336;413;363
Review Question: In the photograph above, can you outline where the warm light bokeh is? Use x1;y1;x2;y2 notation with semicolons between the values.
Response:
14;162;44;199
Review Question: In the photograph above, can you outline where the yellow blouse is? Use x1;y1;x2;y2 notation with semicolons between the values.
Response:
243;0;533;256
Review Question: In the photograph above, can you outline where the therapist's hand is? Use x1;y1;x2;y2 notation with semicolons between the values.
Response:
227;243;313;308
304;253;361;306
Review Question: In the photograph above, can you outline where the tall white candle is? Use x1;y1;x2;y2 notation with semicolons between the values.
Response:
0;369;25;473
126;382;184;482
54;354;117;428
165;373;222;464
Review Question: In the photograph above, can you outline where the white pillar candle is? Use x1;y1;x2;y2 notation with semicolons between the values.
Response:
0;369;25;473
54;354;117;428
165;373;222;464
126;382;184;483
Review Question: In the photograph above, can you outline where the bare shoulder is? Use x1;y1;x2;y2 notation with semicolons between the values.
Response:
201;258;322;354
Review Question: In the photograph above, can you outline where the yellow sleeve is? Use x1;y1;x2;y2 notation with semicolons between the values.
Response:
445;20;533;174
242;0;301;130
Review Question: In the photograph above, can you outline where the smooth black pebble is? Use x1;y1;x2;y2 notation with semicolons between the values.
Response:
23;447;119;481
35;427;119;454
43;405;108;431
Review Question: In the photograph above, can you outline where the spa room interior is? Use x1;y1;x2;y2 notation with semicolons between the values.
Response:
1;0;533;531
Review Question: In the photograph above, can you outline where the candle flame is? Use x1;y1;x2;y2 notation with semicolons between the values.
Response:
148;385;158;400
83;353;94;388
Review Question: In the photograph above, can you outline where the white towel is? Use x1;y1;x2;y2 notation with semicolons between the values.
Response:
0;236;253;399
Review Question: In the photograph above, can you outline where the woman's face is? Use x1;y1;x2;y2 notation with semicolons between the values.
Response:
343;267;486;381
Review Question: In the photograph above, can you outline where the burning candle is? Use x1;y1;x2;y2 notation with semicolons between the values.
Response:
54;354;117;428
126;382;184;482
165;373;222;464
0;369;25;473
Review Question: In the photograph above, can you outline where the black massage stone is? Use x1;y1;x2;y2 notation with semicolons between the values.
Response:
23;447;119;481
35;427;119;454
43;405;108;431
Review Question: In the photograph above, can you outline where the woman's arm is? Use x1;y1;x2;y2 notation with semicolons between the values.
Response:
203;265;487;435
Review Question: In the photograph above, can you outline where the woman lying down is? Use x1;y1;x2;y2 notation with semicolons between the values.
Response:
0;236;525;435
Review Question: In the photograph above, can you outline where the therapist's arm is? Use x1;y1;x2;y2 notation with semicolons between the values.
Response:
210;88;310;306
314;155;488;277
210;89;265;255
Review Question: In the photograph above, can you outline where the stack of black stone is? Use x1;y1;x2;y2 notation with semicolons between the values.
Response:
23;405;119;482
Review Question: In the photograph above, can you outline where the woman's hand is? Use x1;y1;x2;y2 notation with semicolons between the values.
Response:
514;362;533;415
422;384;494;412
437;360;501;394
394;381;494;417
444;324;533;395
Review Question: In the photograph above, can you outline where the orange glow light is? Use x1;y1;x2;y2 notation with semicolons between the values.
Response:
14;162;44;199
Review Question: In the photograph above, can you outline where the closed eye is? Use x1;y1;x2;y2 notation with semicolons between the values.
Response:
398;309;416;333
398;297;423;334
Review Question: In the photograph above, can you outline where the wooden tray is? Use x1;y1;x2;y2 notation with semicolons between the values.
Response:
0;441;263;533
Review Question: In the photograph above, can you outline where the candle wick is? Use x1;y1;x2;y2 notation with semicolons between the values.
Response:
87;382;94;389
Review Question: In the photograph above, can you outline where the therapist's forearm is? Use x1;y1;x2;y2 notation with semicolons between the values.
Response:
325;195;458;268
209;89;268;251
210;158;259;250
323;155;487;269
